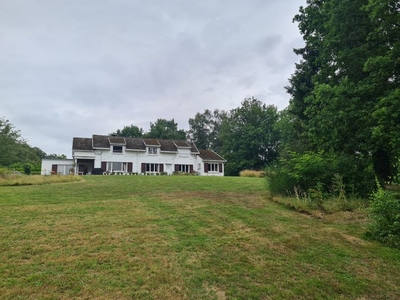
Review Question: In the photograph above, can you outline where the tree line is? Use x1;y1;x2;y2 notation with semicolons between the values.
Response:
113;0;400;196
0;117;66;174
111;98;279;177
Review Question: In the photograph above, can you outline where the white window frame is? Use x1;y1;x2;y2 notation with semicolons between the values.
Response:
148;147;158;154
209;163;218;172
107;162;127;173
146;163;159;174
178;164;191;173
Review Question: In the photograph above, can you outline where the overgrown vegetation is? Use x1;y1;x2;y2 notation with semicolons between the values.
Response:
239;169;265;178
0;172;81;186
367;183;400;248
266;151;376;199
1;176;400;299
262;0;400;247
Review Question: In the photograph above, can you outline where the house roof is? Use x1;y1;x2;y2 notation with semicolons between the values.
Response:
92;135;109;148
109;136;126;145
199;149;226;162
143;138;161;147
72;138;93;151
174;140;190;148
72;135;202;154
125;138;146;151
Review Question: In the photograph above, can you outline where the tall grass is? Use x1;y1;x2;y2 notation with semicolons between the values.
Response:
239;169;265;177
0;174;81;186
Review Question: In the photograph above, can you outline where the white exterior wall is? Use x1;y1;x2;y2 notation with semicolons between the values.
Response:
41;159;74;175
73;147;200;175
72;145;225;176
196;156;225;176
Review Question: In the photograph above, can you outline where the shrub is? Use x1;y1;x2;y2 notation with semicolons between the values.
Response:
0;167;11;178
265;164;297;196
367;185;400;248
265;151;375;198
23;163;32;175
240;170;265;178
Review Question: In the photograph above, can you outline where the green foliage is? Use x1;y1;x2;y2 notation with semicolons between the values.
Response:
368;184;400;248
112;119;185;140
0;117;46;167
144;118;186;140
285;0;399;184
188;109;226;151
266;151;375;198
0;167;11;177
23;163;32;175
265;164;297;197
220;98;280;176
112;124;144;138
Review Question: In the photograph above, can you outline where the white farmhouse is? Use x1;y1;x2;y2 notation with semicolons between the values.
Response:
42;135;226;176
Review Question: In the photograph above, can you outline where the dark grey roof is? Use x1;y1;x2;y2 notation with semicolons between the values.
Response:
92;135;110;148
187;141;200;154
109;136;126;145
73;135;205;155
125;138;146;151
199;150;226;162
174;140;190;148
159;139;178;152
143;139;161;146
72;138;93;151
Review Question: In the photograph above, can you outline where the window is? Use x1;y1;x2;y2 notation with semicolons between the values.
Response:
146;163;159;172
142;163;164;174
113;146;123;153
107;162;127;172
175;164;193;173
209;163;218;172
148;147;158;154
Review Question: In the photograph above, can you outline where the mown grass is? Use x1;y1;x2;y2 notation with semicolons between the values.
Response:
1;176;399;299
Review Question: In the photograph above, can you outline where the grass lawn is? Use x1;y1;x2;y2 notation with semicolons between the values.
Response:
1;176;399;299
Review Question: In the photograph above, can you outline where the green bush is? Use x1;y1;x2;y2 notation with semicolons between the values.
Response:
265;164;296;196
0;167;11;177
367;186;400;248
266;151;375;198
23;163;32;175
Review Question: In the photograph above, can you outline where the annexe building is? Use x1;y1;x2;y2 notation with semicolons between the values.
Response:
42;135;226;176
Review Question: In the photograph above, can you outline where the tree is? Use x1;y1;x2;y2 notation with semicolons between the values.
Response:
365;0;400;180
0;117;24;166
0;117;44;167
188;109;227;151
284;0;399;187
112;125;144;138
219;98;279;175
144;118;186;140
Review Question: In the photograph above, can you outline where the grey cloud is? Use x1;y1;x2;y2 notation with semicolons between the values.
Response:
0;0;307;155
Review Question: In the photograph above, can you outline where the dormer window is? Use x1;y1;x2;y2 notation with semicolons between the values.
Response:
113;146;123;153
148;147;158;154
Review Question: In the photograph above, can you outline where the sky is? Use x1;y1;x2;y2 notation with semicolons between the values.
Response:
1;0;306;158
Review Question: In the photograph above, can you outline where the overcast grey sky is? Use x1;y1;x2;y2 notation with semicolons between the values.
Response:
1;0;305;157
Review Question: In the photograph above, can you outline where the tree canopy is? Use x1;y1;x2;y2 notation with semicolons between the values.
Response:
112;125;144;138
144;118;186;140
219;98;280;176
188;109;226;152
0;117;49;169
284;0;400;183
